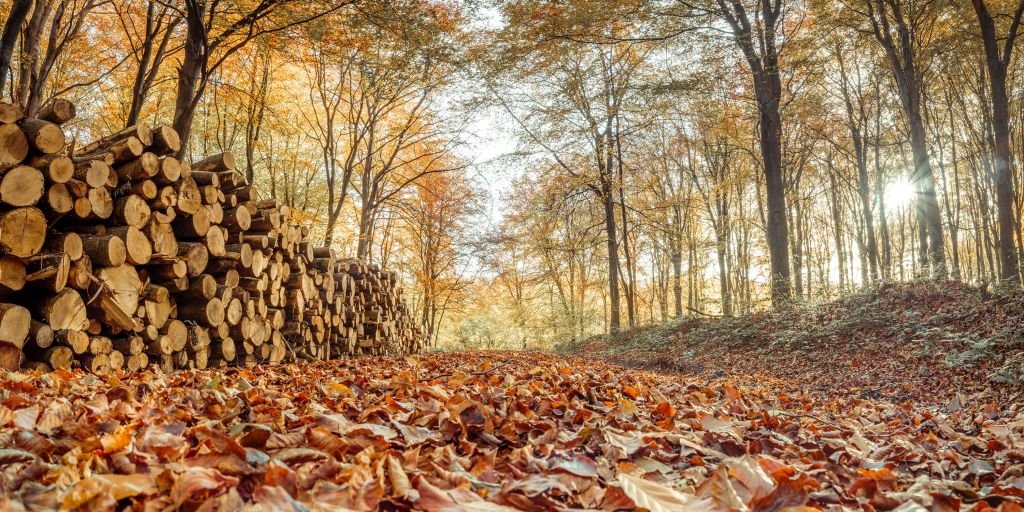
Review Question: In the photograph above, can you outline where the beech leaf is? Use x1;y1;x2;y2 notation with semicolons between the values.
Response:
617;473;713;512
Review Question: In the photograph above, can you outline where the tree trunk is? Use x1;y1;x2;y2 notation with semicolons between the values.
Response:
973;0;1022;285
172;2;206;158
601;176;621;331
0;0;32;94
760;97;792;303
671;205;683;317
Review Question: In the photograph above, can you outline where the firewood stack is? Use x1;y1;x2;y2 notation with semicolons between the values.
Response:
0;100;426;373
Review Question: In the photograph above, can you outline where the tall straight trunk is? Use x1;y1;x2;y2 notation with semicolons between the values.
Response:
828;169;846;290
837;57;880;282
16;0;47;110
789;187;804;298
859;160;880;283
618;186;636;327
909;118;946;277
716;0;792;304
614;127;636;326
0;0;32;94
973;0;1024;285
602;176;621;331
762;106;792;302
671;204;684;317
716;232;731;316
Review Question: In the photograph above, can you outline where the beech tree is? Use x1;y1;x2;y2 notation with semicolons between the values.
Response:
971;0;1024;285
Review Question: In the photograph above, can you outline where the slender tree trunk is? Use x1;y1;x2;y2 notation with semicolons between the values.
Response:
671;205;683;317
602;175;621;331
973;0;1023;284
716;229;731;316
0;0;32;94
618;188;636;327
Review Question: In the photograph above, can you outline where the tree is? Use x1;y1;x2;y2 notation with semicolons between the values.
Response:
173;0;355;156
855;0;946;277
971;0;1024;285
0;0;31;94
115;0;181;127
397;169;479;342
687;0;795;304
16;0;108;116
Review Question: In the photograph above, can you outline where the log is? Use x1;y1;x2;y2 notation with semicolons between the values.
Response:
175;177;202;214
46;183;74;214
27;154;74;183
118;337;140;356
87;187;114;219
37;98;77;125
18;118;64;154
191;152;235;174
55;329;89;354
39;289;89;330
29;320;54;349
177;242;209;277
112;194;152;228
0;165;44;207
74;160;110;188
68;255;92;290
0;123;29;167
173;206;211;238
0;207;47;258
0;303;31;349
42;346;73;370
105;226;152;265
81;353;109;373
0;255;26;293
178;297;224;328
0;102;24;123
155;157;181;184
144;220;178;257
130;179;158;200
92;265;142;331
78;125;152;154
222;206;252;231
116;152;159;181
82;234;127;267
184;274;217;300
24;252;70;292
150;126;181;155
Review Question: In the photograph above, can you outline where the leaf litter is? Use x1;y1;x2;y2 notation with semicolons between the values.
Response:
0;351;1020;511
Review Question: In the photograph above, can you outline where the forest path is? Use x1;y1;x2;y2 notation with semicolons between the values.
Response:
1;351;1020;510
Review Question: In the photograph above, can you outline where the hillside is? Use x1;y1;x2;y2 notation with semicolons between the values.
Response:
576;281;1024;404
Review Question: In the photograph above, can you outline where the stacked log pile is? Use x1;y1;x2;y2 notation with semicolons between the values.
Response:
0;100;426;373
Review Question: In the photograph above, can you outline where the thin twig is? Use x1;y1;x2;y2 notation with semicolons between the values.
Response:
419;361;513;382
775;411;842;430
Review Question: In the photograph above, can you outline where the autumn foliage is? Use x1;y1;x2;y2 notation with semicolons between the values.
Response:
1;350;1022;510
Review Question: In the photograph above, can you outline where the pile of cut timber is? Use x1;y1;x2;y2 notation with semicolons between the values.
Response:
0;100;426;373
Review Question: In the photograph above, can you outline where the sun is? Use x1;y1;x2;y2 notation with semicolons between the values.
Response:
885;180;916;208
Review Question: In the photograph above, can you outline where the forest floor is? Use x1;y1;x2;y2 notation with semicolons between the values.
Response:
575;280;1024;405
1;283;1023;511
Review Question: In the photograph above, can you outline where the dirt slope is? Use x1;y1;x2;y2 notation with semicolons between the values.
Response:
576;281;1024;405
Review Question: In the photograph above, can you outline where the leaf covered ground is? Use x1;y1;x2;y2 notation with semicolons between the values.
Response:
579;281;1024;405
1;349;1022;511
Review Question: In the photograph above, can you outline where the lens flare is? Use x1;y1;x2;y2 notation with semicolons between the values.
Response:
885;180;916;208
